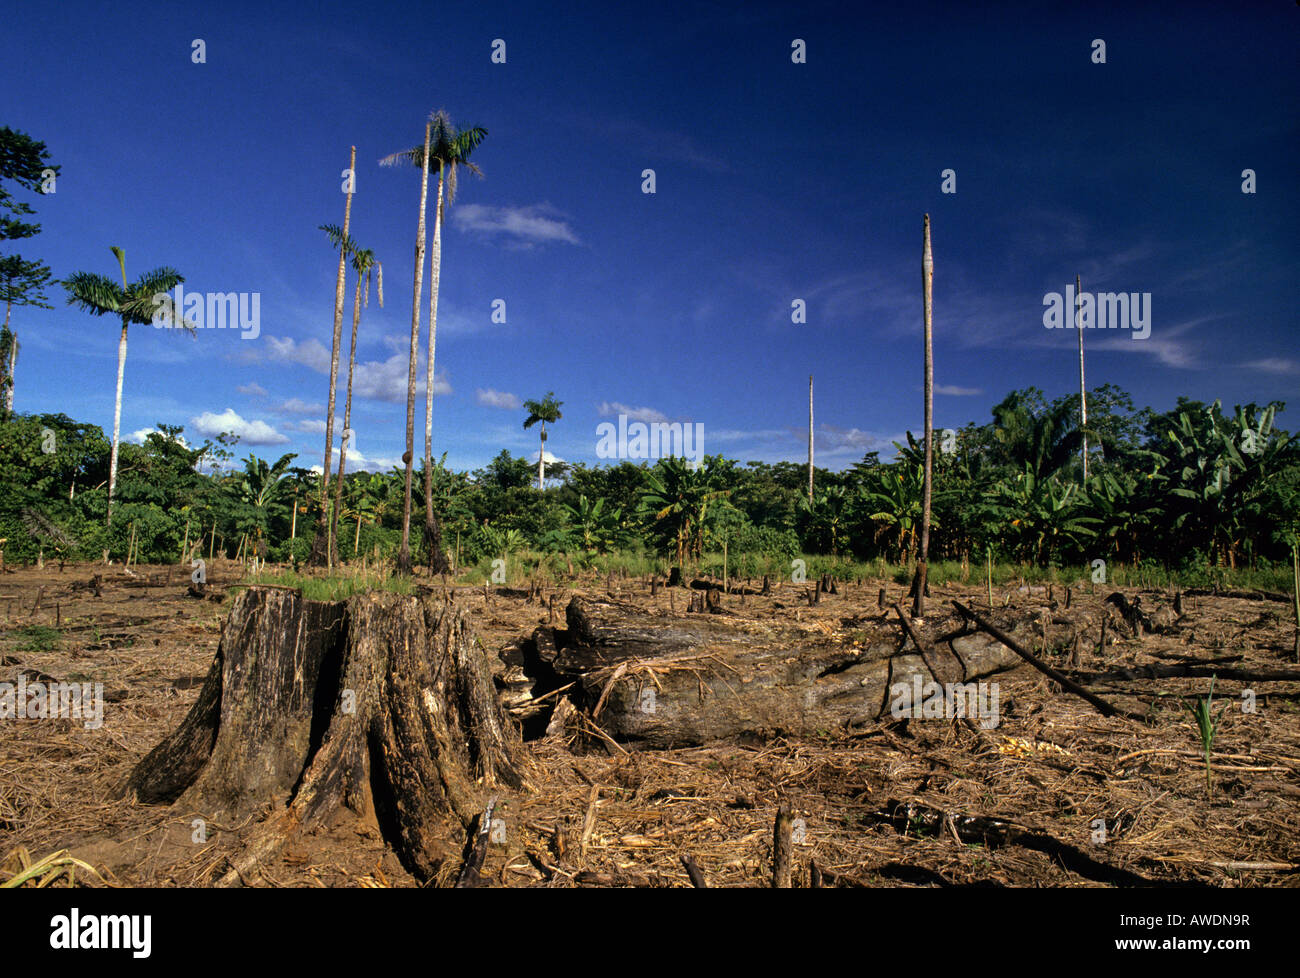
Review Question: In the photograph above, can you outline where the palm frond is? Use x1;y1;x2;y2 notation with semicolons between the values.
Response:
319;223;357;255
61;272;123;315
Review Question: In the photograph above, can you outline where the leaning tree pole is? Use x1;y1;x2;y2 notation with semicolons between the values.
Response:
912;214;934;617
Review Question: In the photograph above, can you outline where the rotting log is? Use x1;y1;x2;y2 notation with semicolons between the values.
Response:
539;595;1038;748
123;586;525;886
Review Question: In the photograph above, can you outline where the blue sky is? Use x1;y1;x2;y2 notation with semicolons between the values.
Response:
3;0;1296;476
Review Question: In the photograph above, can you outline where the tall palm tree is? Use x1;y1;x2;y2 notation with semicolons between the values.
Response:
314;180;355;566
62;246;192;528
329;245;381;563
380;111;486;574
381;118;432;575
522;392;563;490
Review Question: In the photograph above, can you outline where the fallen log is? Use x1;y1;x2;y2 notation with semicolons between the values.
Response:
124;586;525;885
1183;588;1290;603
952;600;1143;722
546;596;1038;748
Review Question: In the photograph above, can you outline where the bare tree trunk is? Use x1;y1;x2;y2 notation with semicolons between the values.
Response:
1076;272;1088;482
912;214;934;617
808;374;814;505
330;269;364;564
537;427;546;490
314;145;355;568
107;320;128;530
422;167;449;576
399;122;433;576
424;168;444;532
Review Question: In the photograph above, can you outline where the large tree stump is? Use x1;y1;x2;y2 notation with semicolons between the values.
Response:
124;586;525;885
543;595;1039;748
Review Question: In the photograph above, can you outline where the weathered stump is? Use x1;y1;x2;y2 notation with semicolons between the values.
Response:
124;586;525;885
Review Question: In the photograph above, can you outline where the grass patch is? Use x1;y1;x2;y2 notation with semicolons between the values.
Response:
13;625;62;653
235;568;413;602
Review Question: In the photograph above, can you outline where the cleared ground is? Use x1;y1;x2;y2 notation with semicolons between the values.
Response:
2;560;1298;887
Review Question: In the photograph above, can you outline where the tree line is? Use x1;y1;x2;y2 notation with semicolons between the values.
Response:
0;383;1295;576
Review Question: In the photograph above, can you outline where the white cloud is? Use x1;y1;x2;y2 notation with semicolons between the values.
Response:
597;401;669;424
476;388;522;410
237;382;267;396
934;384;982;396
190;408;289;445
258;336;451;403
129;427;188;446
452;203;580;246
279;397;325;414
1241;357;1300;375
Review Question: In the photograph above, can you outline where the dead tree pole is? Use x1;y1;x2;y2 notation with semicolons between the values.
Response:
912;214;934;617
1077;273;1088;482
808;374;814;505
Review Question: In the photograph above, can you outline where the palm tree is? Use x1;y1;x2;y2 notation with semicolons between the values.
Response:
380;111;486;574
380;118;433;574
239;451;297;555
62;247;192;529
329;244;381;565
522;392;563;490
316;214;356;566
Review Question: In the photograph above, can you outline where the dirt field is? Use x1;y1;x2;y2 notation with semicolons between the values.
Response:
2;560;1298;887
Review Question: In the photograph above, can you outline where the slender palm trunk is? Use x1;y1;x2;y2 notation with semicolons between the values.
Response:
107;320;128;529
1076;273;1088;482
399;122;433;575
913;214;934;616
1;300;15;415
808;375;814;504
421;166;450;575
424;166;444;529
330;270;364;560
317;145;355;567
537;425;546;490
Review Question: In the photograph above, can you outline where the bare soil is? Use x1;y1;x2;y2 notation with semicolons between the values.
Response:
2;560;1298;887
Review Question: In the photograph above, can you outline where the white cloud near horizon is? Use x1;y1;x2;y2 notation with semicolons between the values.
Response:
190;408;289;445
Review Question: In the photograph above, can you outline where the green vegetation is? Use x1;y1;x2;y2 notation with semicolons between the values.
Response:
13;624;61;652
1183;675;1230;801
0;385;1297;588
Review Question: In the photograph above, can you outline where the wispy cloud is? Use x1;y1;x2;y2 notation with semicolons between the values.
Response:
451;203;579;247
1240;357;1300;375
476;388;522;410
597;401;669;424
278;397;324;415
237;382;267;397
596;117;729;173
935;384;983;396
1089;316;1218;369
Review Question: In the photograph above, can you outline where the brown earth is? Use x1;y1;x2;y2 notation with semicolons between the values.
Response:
2;560;1298;887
